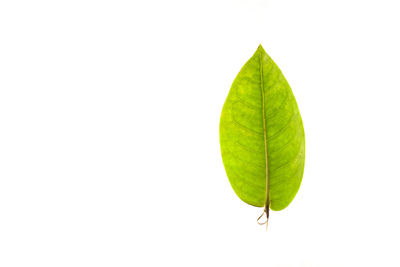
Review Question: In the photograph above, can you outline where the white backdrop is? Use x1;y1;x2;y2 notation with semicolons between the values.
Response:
1;0;400;266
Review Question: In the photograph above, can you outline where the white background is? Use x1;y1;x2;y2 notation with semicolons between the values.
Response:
1;0;400;266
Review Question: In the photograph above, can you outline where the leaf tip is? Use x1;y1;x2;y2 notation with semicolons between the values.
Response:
257;44;266;54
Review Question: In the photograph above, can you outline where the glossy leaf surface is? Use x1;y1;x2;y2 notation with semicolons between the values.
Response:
219;45;305;211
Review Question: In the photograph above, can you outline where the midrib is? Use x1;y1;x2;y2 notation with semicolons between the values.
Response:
259;52;270;217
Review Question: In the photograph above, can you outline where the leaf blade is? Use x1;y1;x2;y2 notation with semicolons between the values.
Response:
219;45;305;211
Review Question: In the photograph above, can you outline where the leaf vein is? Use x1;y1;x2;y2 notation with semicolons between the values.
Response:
268;112;297;140
230;117;264;135
270;143;304;173
223;146;265;170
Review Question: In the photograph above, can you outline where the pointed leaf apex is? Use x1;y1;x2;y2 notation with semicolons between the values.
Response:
257;44;266;53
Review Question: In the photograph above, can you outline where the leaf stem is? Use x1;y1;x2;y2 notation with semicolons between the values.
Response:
256;205;269;230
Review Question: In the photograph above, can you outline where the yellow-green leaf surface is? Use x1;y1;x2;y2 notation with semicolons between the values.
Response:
219;45;305;212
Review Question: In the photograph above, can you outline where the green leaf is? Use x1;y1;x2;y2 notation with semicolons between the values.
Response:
219;45;305;216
